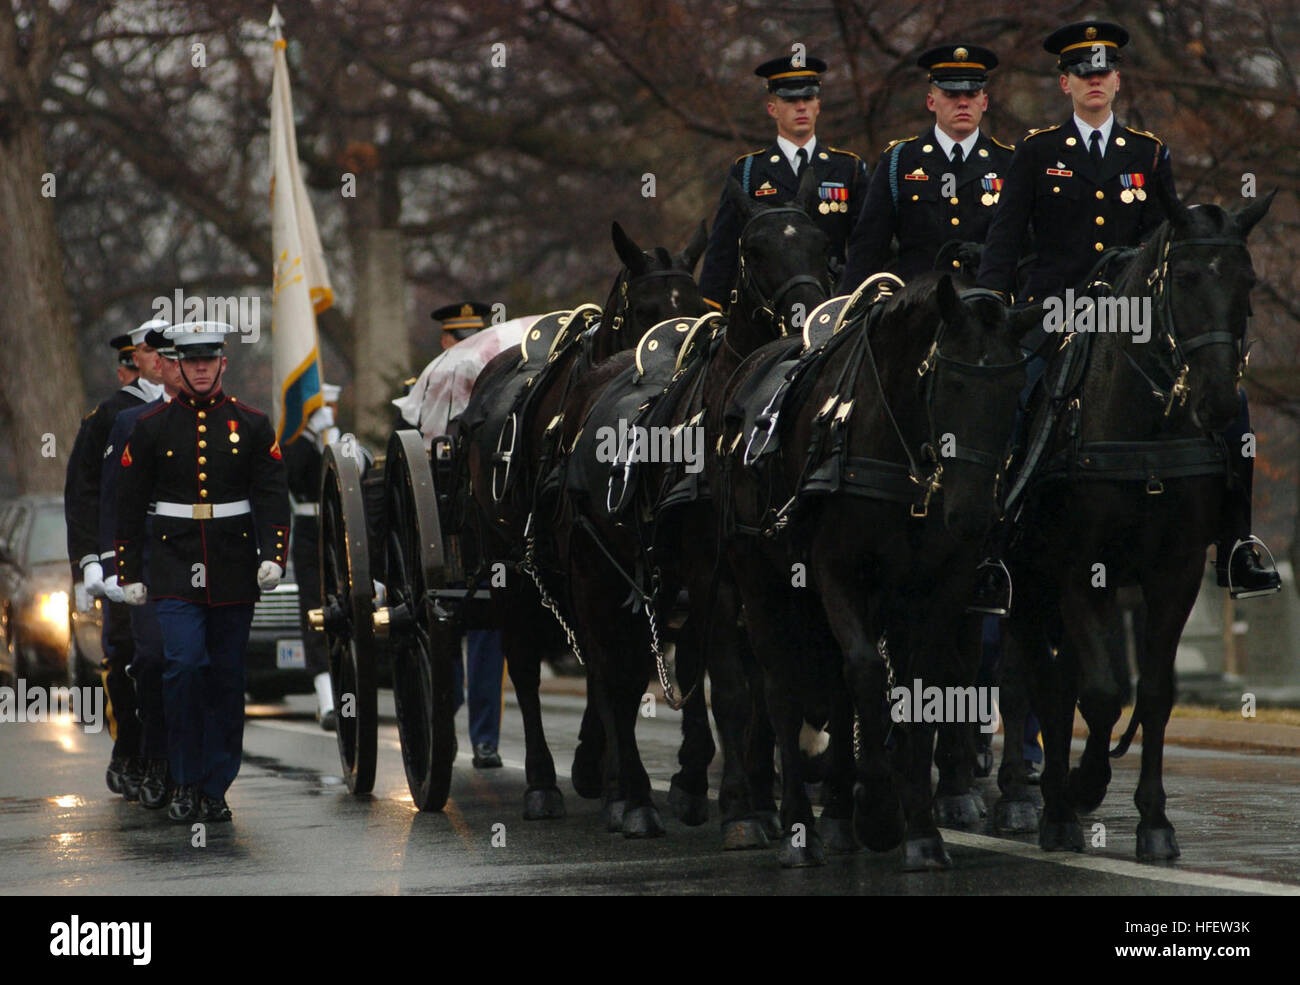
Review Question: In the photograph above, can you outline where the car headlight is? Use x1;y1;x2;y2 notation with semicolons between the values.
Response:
37;591;70;636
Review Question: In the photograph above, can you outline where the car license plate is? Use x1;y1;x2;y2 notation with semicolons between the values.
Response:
276;639;306;669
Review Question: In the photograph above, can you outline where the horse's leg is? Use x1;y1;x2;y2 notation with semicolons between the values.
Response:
1036;622;1083;853
1061;582;1123;815
665;562;714;827
1132;555;1203;860
609;639;664;838
934;612;987;829
570;699;605;800
499;586;564;819
741;629;781;841
994;600;1046;833
820;684;861;854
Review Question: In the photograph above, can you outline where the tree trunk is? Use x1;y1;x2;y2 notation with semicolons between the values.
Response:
0;14;86;493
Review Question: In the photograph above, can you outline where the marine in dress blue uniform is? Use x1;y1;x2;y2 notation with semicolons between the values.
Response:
115;323;290;823
63;321;167;798
698;55;868;309
840;45;1016;290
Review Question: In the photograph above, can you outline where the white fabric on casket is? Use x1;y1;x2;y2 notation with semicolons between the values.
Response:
392;315;539;447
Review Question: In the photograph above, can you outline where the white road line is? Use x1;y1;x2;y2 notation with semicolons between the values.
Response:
248;719;1300;894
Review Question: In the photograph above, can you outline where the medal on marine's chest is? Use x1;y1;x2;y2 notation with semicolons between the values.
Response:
980;173;1002;207
228;420;240;444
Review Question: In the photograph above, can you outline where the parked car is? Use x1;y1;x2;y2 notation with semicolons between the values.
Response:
0;495;72;685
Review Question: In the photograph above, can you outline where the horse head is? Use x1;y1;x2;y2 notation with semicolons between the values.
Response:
724;168;831;348
601;221;707;362
1132;190;1274;432
925;275;1036;540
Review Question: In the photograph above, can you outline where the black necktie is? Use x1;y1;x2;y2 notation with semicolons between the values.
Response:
795;147;808;177
951;143;964;166
1089;130;1103;168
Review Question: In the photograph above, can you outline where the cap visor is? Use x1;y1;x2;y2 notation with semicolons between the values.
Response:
933;78;985;91
178;345;224;359
774;85;820;100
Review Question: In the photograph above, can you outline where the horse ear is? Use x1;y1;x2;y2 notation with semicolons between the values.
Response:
676;219;709;273
936;274;963;324
1234;189;1277;239
611;221;648;275
795;165;820;217
725;177;756;226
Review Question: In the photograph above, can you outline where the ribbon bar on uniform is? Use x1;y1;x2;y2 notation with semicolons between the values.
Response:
152;499;252;520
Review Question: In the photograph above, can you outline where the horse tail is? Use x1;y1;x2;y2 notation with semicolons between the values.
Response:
1110;694;1142;759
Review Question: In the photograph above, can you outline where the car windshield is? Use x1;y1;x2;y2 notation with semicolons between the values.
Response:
26;507;68;567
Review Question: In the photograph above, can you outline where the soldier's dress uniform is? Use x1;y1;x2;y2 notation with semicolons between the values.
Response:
841;45;1014;290
698;56;868;309
63;324;165;797
115;325;289;821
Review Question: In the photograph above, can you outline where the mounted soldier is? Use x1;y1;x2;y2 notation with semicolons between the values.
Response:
698;53;867;310
840;44;1015;290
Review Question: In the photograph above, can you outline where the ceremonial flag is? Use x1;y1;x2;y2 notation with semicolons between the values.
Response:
269;5;334;444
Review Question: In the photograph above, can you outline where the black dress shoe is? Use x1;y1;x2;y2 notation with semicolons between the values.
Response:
199;794;232;823
167;784;199;822
105;757;128;795
121;756;144;803
139;758;171;810
967;558;1011;616
1218;539;1282;599
472;743;503;769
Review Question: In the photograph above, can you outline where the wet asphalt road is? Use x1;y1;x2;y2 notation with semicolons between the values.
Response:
2;685;1298;896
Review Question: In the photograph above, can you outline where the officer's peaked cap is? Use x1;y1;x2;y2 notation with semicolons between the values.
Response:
917;44;998;91
1044;21;1128;75
755;54;827;100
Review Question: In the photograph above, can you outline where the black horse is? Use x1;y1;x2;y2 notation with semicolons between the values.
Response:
558;170;830;840
714;274;1035;867
993;193;1275;860
456;221;706;821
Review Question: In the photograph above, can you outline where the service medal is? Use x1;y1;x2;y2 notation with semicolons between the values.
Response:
1120;189;1134;203
228;420;240;444
979;174;1002;206
981;192;994;206
1135;188;1146;201
819;201;830;214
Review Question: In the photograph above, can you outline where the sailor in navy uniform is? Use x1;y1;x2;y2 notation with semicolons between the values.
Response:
115;323;290;823
63;320;167;799
840;45;1015;290
698;55;868;309
972;21;1279;606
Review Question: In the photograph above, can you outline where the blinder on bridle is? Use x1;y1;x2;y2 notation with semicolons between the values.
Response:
1132;229;1253;417
912;287;1028;515
730;207;827;336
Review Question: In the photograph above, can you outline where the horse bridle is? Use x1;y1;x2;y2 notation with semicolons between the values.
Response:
608;266;699;335
730;207;827;335
910;288;1028;515
1124;228;1252;417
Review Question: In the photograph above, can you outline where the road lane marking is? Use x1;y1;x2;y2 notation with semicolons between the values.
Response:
247;716;1300;894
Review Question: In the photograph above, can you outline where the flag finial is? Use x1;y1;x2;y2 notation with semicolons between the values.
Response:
269;5;285;41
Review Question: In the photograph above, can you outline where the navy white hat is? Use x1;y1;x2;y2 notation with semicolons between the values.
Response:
143;325;179;360
917;44;998;91
754;54;828;100
1044;21;1128;75
128;318;171;348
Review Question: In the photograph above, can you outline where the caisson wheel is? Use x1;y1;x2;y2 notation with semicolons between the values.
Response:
383;429;457;812
318;443;377;796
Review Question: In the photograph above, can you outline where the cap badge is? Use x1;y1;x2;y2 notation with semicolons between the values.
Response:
1085;26;1097;40
954;47;968;61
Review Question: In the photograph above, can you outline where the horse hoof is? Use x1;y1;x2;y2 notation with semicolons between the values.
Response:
571;745;603;800
721;817;770;851
934;792;986;830
601;799;627;832
821;815;861;855
777;830;826;868
1136;825;1181;861
622;804;666;839
902;836;952;872
1066;766;1109;814
667;779;709;827
756;810;782;842
993;798;1041;835
523;787;566;820
1039;818;1084;853
853;781;905;852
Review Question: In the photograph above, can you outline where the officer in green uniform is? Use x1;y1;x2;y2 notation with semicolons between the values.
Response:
840;44;1015;290
698;54;868;309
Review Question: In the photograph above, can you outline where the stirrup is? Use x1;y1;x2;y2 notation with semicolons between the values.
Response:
967;556;1012;616
1225;536;1282;600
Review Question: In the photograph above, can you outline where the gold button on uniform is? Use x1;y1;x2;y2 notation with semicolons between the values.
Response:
1053;186;1060;194
1095;216;1105;226
199;489;209;498
197;411;206;419
198;456;206;464
198;440;207;448
198;425;207;433
912;194;919;201
166;450;173;457
1094;242;1104;251
1095;190;1105;200
949;197;959;205
198;472;207;481
950;217;960;226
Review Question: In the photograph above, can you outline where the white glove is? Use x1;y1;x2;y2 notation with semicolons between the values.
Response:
121;582;147;606
103;575;126;604
82;561;106;598
73;583;92;613
257;561;284;591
